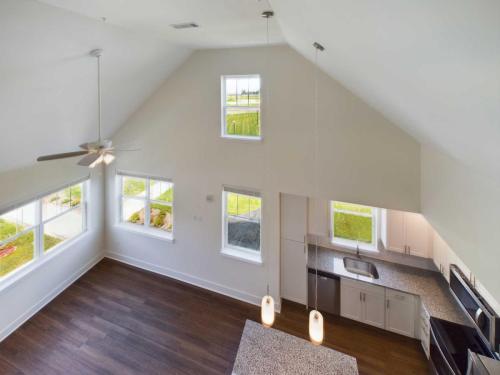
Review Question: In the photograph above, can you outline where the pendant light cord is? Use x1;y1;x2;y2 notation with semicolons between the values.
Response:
262;10;273;302
312;42;324;313
97;53;102;143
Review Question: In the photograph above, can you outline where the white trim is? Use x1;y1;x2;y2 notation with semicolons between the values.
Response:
0;180;88;286
115;223;174;243
0;252;102;342
104;251;279;311
221;134;263;141
0;175;89;215
329;201;379;251
116;170;172;183
117;173;174;237
0;231;91;293
221;247;263;265
220;74;262;139
222;189;262;258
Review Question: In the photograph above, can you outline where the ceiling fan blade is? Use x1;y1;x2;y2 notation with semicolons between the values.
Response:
79;143;92;150
77;153;101;166
114;148;141;152
37;151;88;162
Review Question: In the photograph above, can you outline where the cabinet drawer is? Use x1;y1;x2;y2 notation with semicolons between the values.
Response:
341;278;385;296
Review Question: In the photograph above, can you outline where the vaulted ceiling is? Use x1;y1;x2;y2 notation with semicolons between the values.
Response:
2;0;499;181
270;0;500;179
0;0;191;173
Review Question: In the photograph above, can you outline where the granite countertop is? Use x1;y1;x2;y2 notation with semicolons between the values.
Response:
232;320;358;375
308;246;469;325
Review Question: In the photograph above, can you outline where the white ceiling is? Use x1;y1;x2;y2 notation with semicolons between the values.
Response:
270;0;500;178
3;0;499;181
38;0;284;48
0;0;191;173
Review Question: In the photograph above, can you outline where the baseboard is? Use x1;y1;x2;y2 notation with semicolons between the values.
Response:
0;253;103;342
105;251;281;313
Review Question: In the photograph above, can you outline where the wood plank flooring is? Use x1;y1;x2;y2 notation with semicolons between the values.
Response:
0;258;429;374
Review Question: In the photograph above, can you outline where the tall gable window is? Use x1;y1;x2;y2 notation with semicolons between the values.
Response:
221;75;261;140
118;173;174;240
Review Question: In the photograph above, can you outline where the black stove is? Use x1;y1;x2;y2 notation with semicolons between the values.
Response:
429;264;499;375
430;317;496;374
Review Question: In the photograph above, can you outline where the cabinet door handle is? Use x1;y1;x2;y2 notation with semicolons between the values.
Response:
363;293;366;302
386;300;390;309
360;292;362;301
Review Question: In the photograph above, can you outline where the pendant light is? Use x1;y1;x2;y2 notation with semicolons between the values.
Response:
309;41;325;346
260;9;275;329
261;285;275;327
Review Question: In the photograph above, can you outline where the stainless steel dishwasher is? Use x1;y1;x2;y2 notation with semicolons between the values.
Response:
308;268;340;315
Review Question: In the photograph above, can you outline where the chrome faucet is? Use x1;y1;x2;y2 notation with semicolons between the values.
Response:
356;243;361;258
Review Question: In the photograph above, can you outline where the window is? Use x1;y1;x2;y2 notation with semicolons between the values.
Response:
42;183;84;252
222;187;262;263
0;181;87;280
118;173;174;239
330;201;378;251
221;75;261;139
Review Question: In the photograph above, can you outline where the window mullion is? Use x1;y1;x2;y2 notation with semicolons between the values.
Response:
144;178;151;228
36;197;43;259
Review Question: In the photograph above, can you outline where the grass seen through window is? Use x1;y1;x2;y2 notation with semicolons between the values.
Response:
332;201;373;244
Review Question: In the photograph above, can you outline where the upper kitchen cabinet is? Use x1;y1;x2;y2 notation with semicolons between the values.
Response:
281;193;308;243
381;210;432;258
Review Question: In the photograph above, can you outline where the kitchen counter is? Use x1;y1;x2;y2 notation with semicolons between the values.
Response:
308;246;469;325
232;320;358;375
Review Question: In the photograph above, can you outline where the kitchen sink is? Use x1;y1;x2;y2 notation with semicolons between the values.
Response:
343;257;379;279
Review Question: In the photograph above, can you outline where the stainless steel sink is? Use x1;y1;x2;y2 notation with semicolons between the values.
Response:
343;257;379;279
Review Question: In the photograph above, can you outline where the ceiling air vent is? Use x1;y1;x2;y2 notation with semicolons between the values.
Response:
170;22;199;29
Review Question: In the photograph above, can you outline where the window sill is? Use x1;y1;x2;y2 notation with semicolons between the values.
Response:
330;238;378;254
0;230;90;294
220;247;263;265
221;135;262;142
116;223;175;243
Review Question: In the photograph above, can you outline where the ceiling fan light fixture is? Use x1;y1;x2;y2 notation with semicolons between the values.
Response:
103;153;115;165
89;154;104;168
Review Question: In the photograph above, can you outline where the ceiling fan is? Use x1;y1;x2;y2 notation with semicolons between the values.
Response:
37;49;123;168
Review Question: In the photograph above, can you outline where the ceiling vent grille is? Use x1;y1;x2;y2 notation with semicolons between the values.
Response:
170;22;199;29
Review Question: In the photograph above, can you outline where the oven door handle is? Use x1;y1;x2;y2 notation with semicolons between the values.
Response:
430;326;457;375
474;308;484;326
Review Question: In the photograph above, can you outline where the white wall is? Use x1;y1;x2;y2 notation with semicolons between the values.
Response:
422;145;500;305
104;45;420;306
0;160;104;340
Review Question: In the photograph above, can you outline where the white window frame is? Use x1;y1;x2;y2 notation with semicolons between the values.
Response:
221;186;262;265
220;74;262;141
0;179;89;287
117;172;174;241
330;201;378;252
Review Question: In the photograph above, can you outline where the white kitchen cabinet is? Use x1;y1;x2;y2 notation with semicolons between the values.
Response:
363;287;386;329
385;289;416;337
382;210;432;258
419;303;431;358
281;239;307;304
382;210;406;253
280;193;307;243
340;279;385;329
280;194;308;305
340;279;363;321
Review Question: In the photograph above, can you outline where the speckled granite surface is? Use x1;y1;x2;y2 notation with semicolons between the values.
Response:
232;320;358;375
308;247;470;325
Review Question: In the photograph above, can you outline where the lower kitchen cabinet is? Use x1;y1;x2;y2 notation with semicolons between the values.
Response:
385;289;417;337
340;278;385;329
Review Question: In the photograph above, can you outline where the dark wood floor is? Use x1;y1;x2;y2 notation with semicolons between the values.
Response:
0;258;429;374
